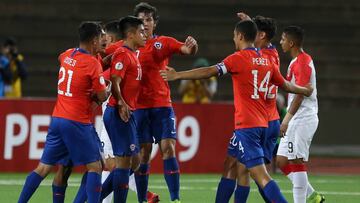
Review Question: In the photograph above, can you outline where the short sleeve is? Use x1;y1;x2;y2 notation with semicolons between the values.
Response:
110;52;131;79
293;62;312;86
165;37;184;55
271;66;286;87
91;60;107;92
216;54;236;76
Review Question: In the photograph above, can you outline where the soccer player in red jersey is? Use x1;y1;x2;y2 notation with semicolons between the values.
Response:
234;13;283;203
132;3;198;203
102;16;146;203
18;22;109;203
276;26;324;203
161;20;313;203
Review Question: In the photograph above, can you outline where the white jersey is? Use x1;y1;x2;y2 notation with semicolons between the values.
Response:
286;51;318;120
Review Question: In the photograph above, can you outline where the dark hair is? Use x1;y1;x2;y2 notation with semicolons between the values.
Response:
235;20;258;42
253;16;277;41
283;26;304;46
3;37;17;47
78;21;102;43
105;20;121;39
134;2;159;22
119;16;144;39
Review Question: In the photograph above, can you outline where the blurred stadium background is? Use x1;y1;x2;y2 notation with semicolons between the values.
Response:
0;0;359;202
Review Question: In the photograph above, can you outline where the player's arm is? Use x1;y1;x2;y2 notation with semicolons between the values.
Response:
160;66;218;81
281;81;313;97
180;36;198;55
111;74;130;122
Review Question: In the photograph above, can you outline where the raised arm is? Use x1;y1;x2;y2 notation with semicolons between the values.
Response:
180;36;198;55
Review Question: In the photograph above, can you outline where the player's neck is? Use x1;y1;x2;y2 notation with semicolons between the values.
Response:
290;47;304;58
79;44;95;55
239;42;254;50
123;40;137;51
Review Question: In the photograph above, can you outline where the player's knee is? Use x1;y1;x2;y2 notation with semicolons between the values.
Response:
86;161;102;173
34;163;53;178
131;155;141;171
161;145;175;159
139;143;152;163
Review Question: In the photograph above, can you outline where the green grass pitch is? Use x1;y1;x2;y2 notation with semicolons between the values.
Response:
1;173;359;202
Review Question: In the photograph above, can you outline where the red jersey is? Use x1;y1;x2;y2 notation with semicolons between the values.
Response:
262;45;281;121
136;35;183;109
216;48;285;129
286;51;318;119
52;48;106;123
108;46;142;110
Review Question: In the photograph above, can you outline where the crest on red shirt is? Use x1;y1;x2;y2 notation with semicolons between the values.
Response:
115;62;123;70
154;42;162;49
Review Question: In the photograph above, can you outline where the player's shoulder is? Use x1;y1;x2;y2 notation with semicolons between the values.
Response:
297;51;313;64
106;40;124;54
155;35;179;44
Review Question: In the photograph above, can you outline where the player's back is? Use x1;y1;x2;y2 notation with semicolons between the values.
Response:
286;51;318;119
137;35;183;108
261;45;281;121
53;48;105;123
219;48;284;129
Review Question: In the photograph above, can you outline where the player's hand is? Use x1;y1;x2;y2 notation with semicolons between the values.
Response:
184;36;197;50
160;67;178;81
102;54;113;66
237;12;251;21
280;122;288;137
118;103;131;122
304;83;314;97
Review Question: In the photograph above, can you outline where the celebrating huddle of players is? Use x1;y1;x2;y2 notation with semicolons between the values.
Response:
17;2;324;203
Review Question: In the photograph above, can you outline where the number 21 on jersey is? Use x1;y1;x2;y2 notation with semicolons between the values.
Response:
251;70;270;100
58;67;73;97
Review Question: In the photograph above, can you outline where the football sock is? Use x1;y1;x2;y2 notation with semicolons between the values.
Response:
100;170;114;200
73;172;87;203
52;184;67;203
215;177;236;203
234;185;250;203
113;168;130;203
291;164;308;203
129;172;137;193
263;180;288;203
101;170;113;203
135;163;149;201
256;181;271;203
18;171;44;203
86;172;101;203
164;157;180;201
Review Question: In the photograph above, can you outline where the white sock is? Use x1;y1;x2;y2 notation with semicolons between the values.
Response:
287;171;314;198
101;171;113;203
129;173;137;193
307;182;315;197
292;171;308;203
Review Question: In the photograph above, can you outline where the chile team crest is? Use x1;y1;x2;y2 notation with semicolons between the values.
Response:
154;42;162;49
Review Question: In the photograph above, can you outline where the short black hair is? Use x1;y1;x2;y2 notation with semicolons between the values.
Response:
283;26;304;46
3;37;17;47
134;2;159;22
119;16;143;39
78;21;102;43
235;20;258;42
253;16;277;41
105;20;121;39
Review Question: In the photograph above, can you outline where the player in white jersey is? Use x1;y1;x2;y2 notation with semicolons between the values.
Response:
276;26;324;203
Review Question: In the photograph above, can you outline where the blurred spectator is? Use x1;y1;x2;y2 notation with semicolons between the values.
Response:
0;44;12;97
178;58;217;103
2;37;27;98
